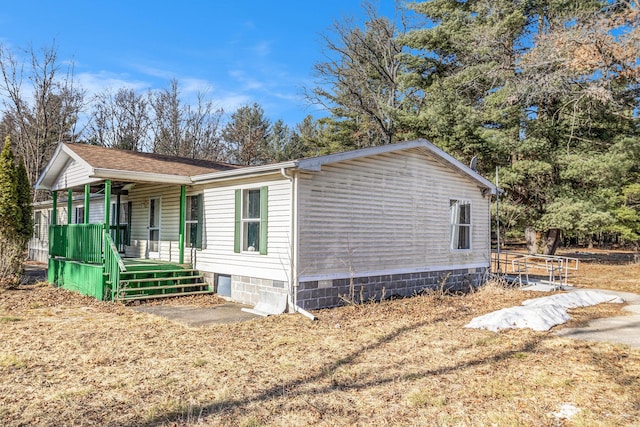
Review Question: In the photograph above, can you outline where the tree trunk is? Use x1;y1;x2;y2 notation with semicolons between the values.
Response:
525;227;538;254
543;228;562;255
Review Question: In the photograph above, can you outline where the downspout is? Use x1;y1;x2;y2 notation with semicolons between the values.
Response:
280;167;303;316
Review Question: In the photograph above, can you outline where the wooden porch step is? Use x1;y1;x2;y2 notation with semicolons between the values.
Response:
120;269;197;276
123;260;191;266
119;282;210;292
118;289;214;301
120;275;204;285
105;274;202;285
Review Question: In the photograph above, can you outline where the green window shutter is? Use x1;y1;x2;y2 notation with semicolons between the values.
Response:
259;186;268;255
196;194;204;249
234;189;241;253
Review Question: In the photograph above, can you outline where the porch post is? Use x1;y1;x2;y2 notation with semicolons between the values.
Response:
51;191;57;225
179;185;186;264
103;180;111;230
115;193;121;248
67;189;73;224
84;184;90;224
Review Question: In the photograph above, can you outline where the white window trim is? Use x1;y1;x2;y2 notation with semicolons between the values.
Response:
33;211;42;239
185;193;203;249
241;188;261;253
450;199;472;252
148;196;162;257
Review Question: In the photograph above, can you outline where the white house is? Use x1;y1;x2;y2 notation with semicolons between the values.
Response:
33;139;497;310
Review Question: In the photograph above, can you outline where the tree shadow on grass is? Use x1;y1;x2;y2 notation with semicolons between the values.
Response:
127;317;545;426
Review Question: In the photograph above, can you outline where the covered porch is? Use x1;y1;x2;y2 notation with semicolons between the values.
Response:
45;181;210;301
35;143;234;301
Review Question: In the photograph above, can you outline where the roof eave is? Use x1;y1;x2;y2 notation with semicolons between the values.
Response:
35;143;98;191
34;143;66;190
192;161;298;183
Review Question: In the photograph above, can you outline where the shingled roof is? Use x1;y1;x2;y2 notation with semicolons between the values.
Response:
65;143;239;176
35;143;243;191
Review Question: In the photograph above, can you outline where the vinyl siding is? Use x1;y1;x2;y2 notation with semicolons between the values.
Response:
28;207;53;263
51;159;101;191
297;148;492;280
125;184;182;261
194;175;292;283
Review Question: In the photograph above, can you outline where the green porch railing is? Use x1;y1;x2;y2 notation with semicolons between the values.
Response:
49;225;66;259
108;224;130;253
49;224;104;264
104;232;126;301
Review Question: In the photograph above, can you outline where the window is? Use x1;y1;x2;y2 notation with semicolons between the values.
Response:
450;200;471;250
234;187;268;254
148;198;160;254
33;211;41;239
185;194;203;249
243;189;261;251
110;202;132;250
75;207;84;224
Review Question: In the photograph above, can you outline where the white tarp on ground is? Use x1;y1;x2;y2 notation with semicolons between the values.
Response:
465;290;625;332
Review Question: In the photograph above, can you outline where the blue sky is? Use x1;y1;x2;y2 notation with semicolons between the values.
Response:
0;1;399;127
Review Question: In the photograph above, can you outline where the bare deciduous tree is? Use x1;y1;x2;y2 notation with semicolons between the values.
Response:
0;41;85;199
182;91;225;161
87;87;151;151
149;78;224;160
308;1;414;147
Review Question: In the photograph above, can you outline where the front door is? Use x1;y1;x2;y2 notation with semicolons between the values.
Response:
148;197;161;258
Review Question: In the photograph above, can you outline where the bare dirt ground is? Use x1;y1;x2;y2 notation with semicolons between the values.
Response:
1;254;639;426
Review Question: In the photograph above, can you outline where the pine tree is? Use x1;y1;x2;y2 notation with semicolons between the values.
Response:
0;135;23;285
399;0;640;252
0;135;19;237
221;103;272;166
16;157;33;242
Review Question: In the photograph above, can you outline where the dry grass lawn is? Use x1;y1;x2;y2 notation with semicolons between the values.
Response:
1;255;639;426
561;249;640;294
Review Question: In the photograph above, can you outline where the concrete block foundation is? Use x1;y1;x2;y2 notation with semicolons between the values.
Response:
296;267;488;310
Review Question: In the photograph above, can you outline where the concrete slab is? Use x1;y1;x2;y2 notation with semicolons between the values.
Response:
133;303;261;327
555;289;640;349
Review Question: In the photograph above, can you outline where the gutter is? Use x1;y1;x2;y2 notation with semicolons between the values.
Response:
193;161;298;183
